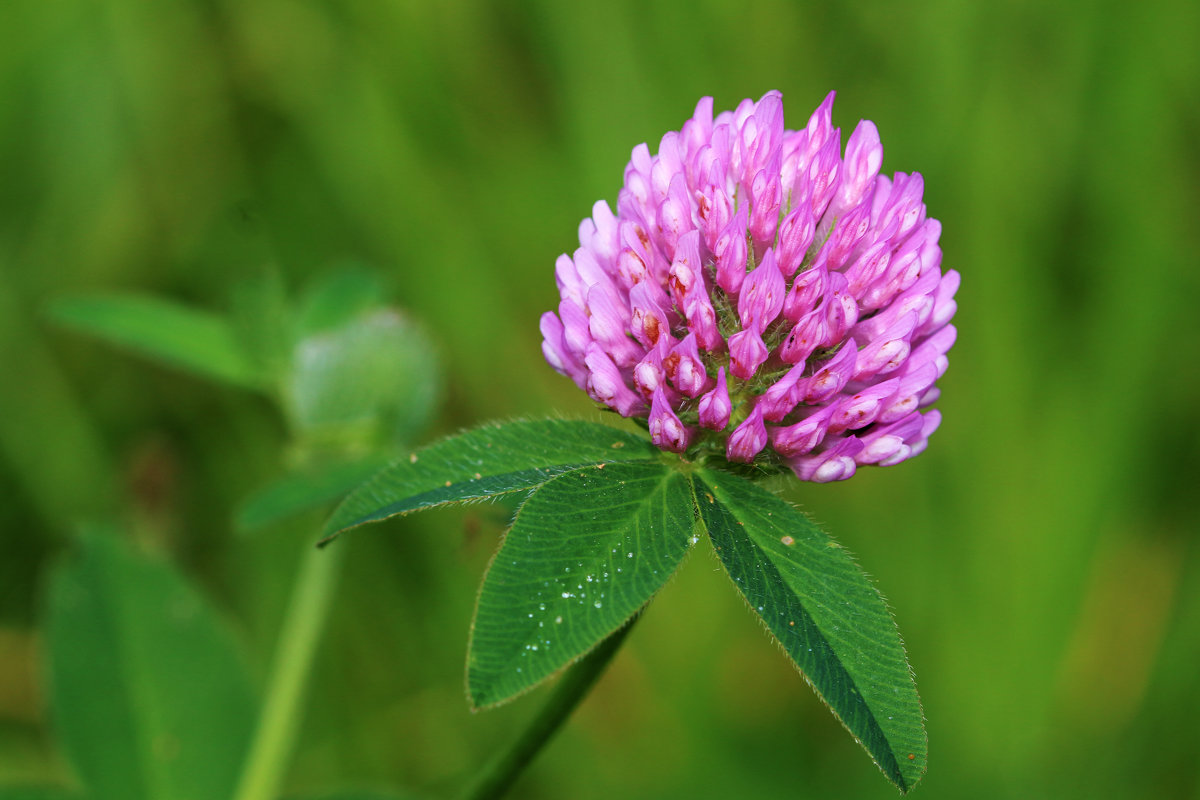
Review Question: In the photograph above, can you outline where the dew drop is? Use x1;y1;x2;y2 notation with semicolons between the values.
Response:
594;601;603;609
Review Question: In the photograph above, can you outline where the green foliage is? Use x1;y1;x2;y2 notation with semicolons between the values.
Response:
49;269;440;459
33;267;444;800
0;789;85;800
468;462;694;708
48;295;260;389
695;469;926;791
44;533;257;800
292;792;426;800
294;268;387;338
321;419;658;542
235;455;394;533
48;268;442;539
230;270;292;386
323;420;926;792
285;308;437;453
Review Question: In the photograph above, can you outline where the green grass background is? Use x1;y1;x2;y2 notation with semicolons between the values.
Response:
2;0;1199;797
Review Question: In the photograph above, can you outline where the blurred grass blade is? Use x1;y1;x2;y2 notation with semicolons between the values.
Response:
231;269;292;387
236;454;393;533
49;294;259;389
0;270;116;529
288;793;428;800
320;419;659;543
44;533;257;800
294;266;385;338
695;469;927;793
467;463;694;708
286;792;427;800
0;789;86;800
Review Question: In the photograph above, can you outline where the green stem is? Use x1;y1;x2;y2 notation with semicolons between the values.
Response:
232;542;345;800
462;614;641;800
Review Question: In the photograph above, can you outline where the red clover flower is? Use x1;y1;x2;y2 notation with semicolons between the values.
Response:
541;91;958;482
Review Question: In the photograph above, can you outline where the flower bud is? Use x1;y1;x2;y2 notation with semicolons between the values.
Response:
738;248;786;330
584;344;644;417
698;367;732;430
727;405;768;463
664;333;710;398
649;386;690;452
728;326;770;380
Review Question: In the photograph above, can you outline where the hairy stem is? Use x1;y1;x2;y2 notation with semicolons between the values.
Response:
232;542;345;800
462;614;641;800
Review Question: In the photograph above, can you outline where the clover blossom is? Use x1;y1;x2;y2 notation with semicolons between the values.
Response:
541;91;958;482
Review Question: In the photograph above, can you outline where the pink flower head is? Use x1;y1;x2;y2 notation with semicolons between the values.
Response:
541;91;957;481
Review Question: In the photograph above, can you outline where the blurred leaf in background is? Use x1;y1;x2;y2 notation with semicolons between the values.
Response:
43;266;440;534
43;531;256;800
6;262;442;800
49;295;261;390
241;266;441;531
